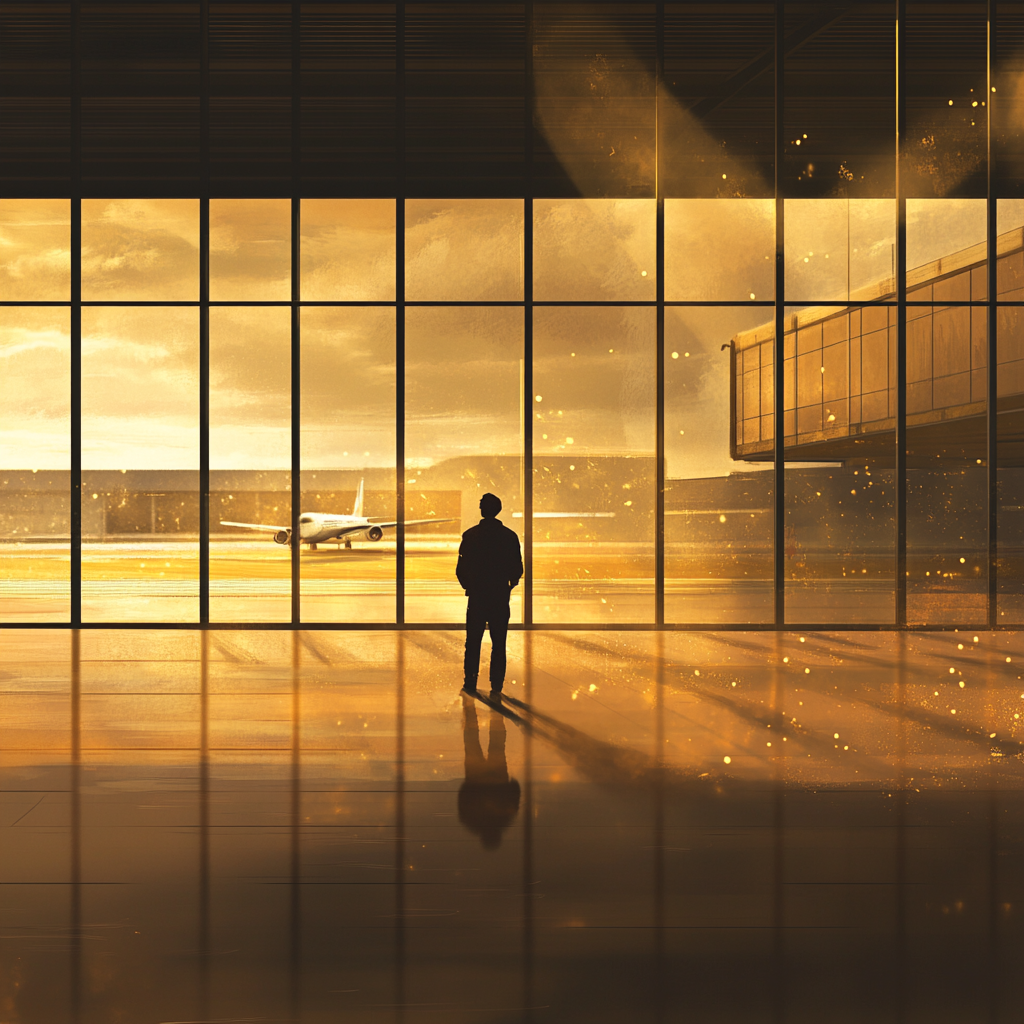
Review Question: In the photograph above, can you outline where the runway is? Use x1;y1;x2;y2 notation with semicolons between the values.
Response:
0;539;994;626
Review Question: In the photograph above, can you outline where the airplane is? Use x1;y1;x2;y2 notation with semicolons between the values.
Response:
220;479;455;550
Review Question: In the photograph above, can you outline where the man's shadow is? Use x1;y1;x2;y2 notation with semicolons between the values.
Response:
458;696;521;850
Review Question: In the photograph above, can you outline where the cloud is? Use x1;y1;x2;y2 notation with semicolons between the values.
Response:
210;199;290;301
0;199;71;301
81;307;199;469
82;199;199;301
405;201;523;301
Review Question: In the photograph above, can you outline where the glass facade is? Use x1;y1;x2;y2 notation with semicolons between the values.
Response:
0;2;1021;629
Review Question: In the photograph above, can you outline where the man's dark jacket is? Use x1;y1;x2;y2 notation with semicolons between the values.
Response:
456;517;523;598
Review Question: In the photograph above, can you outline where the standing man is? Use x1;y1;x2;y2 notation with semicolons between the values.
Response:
456;492;523;698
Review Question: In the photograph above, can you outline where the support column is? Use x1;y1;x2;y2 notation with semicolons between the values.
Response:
655;1;666;628
199;0;210;625
895;0;908;627
70;0;82;628
773;0;786;627
523;4;535;627
290;1;302;625
395;5;406;627
986;0;998;628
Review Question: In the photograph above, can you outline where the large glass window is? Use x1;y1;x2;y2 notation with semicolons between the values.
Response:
0;199;71;301
403;199;525;624
533;306;656;623
1;196;72;624
82;199;199;301
405;199;523;301
300;199;395;301
534;199;655;302
210;200;290;301
903;207;989;626
405;307;524;623
665;200;774;302
782;304;897;624
210;307;292;623
300;307;396;623
0;308;71;622
1;3;1019;632
666;307;773;623
81;307;199;622
997;200;1024;623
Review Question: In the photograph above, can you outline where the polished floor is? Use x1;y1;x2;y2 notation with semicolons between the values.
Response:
1;628;1023;1023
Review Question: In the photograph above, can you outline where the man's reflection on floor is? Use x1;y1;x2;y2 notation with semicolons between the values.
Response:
458;696;521;850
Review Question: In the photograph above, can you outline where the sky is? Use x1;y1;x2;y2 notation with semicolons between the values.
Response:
1;194;1022;476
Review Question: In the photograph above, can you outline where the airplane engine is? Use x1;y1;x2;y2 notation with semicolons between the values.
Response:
273;530;291;545
366;526;384;542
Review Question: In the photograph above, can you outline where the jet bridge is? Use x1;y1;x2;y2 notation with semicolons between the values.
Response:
729;227;1024;465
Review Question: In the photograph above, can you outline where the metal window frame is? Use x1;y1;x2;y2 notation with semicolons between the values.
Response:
5;0;1018;634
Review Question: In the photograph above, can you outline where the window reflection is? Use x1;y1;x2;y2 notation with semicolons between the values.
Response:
533;307;655;623
210;199;291;301
405;200;523;301
81;199;199;301
405;307;523;623
0;308;71;622
300;307;396;622
210;307;291;622
0;199;71;301
81;307;199;622
666;307;772;624
533;199;655;301
300;199;395;301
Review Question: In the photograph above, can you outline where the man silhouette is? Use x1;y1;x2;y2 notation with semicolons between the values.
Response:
456;492;523;697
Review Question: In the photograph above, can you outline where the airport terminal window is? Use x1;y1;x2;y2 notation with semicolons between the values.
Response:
210;306;292;623
299;306;397;624
82;200;200;302
998;200;1024;625
0;3;1021;631
405;305;524;624
81;306;200;623
666;307;774;624
534;305;656;623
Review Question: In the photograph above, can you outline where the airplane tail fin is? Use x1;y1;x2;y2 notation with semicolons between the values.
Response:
352;478;365;518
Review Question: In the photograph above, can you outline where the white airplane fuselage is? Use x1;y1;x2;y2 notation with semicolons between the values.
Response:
220;478;455;548
290;513;386;546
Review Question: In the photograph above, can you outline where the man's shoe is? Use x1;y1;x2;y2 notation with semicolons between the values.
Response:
462;681;478;695
488;688;503;702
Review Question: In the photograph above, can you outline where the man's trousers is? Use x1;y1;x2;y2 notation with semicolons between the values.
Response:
464;594;511;688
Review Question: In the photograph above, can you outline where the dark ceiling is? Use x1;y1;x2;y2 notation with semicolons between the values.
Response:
0;1;1020;198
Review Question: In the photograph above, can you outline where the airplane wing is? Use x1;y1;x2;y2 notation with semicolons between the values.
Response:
354;518;457;530
219;520;289;532
319;518;457;540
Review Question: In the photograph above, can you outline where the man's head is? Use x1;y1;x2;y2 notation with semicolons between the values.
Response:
479;493;501;519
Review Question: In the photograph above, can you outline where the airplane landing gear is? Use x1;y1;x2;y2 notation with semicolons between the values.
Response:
344;539;352;549
309;542;317;551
